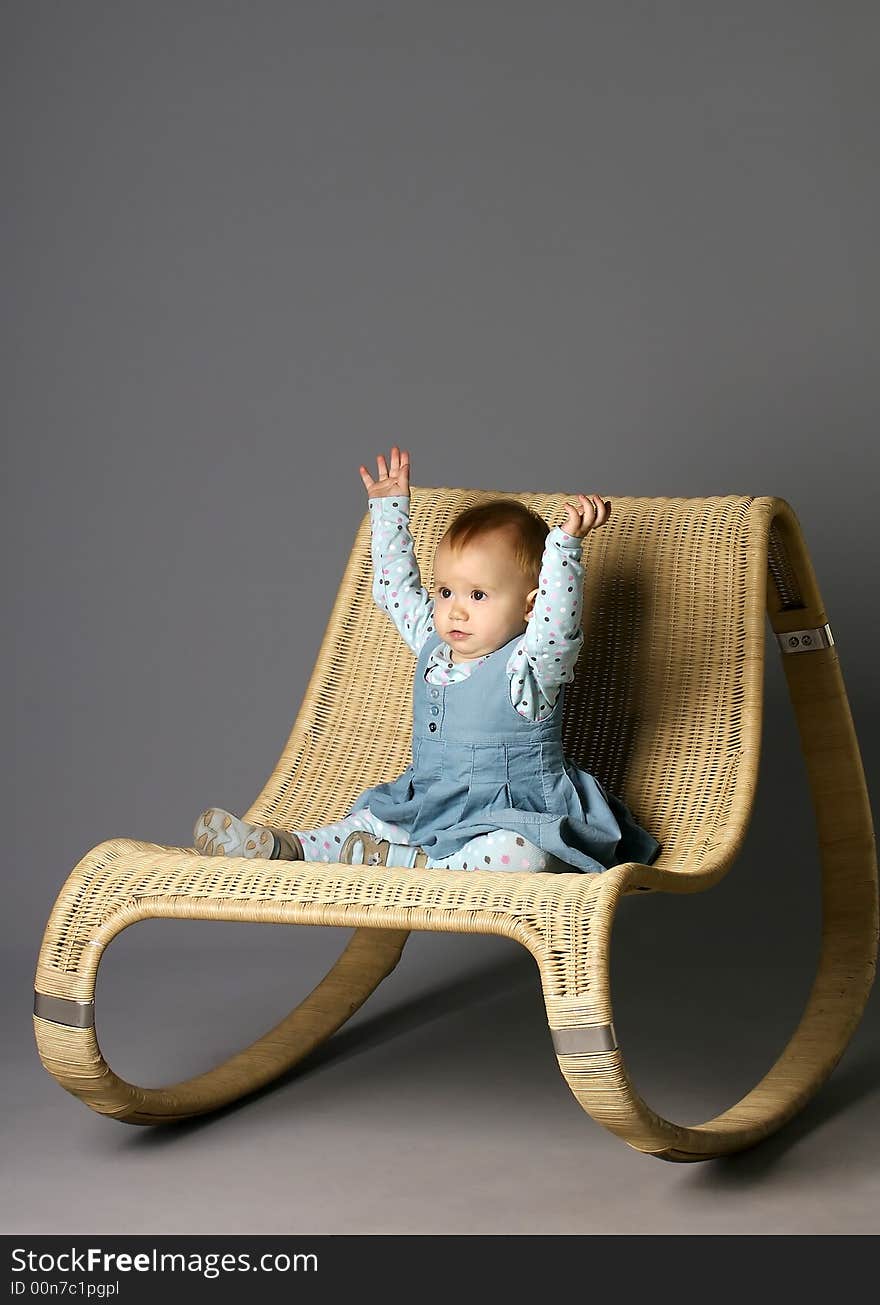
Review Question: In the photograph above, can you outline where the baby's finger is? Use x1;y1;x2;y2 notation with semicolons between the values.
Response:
389;445;400;474
584;493;609;524
376;453;389;479
359;464;376;488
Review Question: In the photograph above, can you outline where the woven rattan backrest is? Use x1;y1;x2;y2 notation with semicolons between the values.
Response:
249;489;763;872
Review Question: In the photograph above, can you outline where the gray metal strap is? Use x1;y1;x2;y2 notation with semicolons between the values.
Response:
550;1022;617;1055
34;991;95;1028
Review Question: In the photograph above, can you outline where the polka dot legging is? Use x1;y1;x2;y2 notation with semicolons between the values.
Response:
291;807;570;872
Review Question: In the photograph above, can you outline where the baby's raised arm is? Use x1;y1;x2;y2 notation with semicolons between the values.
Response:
507;493;612;722
359;446;435;654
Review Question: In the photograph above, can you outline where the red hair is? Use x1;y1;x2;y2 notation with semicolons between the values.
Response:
437;499;549;586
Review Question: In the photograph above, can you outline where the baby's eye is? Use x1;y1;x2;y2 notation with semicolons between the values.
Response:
436;587;487;601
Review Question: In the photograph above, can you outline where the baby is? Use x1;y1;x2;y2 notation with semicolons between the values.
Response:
193;447;662;873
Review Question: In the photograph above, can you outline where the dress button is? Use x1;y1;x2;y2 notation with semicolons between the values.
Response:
429;722;437;732
430;689;440;698
430;706;439;715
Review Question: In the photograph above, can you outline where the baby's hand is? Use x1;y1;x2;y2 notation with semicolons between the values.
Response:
561;493;612;539
359;445;411;499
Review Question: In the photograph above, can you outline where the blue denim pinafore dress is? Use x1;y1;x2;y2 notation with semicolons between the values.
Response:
349;629;662;873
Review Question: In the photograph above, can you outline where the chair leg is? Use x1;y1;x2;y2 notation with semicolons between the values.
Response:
33;841;412;1125
547;837;875;1160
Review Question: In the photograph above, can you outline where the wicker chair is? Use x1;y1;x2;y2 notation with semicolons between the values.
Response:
33;489;878;1162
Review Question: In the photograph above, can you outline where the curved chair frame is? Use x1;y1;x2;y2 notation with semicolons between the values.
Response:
33;492;877;1161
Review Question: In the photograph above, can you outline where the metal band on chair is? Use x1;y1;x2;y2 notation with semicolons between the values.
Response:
550;1022;617;1055
34;991;95;1028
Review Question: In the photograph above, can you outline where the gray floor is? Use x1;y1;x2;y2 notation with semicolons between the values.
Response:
8;837;879;1235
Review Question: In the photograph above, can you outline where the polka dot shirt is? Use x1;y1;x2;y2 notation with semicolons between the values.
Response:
368;495;585;721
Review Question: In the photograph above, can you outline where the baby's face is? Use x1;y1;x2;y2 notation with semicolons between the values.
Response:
431;531;539;663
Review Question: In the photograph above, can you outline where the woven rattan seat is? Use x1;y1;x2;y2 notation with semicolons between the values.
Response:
33;489;878;1161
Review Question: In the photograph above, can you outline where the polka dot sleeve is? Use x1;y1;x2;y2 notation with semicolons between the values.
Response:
507;526;585;721
368;495;436;655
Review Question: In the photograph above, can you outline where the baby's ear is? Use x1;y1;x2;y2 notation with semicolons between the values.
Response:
525;586;539;616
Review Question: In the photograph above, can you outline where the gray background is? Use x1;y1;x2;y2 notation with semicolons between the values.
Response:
4;1;878;1234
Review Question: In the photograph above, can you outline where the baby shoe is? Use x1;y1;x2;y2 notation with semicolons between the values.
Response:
193;807;304;860
340;829;428;867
